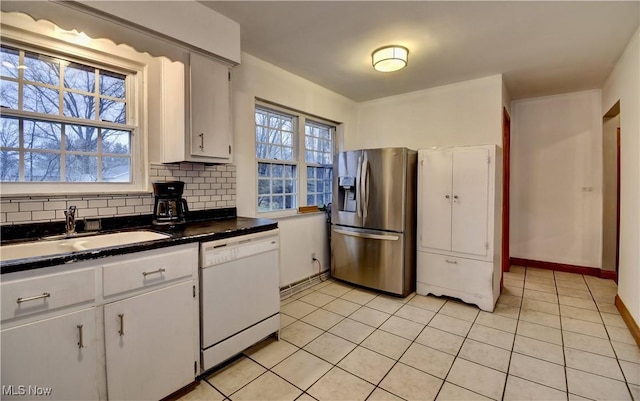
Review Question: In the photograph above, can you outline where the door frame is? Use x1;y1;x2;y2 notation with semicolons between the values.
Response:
502;108;511;272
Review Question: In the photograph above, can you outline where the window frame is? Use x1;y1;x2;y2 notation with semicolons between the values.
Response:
0;21;148;195
255;101;336;218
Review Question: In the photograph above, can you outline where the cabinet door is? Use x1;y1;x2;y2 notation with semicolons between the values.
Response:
190;52;231;160
419;150;453;251
451;148;490;256
104;281;195;401
1;308;98;401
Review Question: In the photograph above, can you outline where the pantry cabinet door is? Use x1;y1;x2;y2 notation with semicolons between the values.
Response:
1;308;98;401
418;150;453;251
451;148;490;256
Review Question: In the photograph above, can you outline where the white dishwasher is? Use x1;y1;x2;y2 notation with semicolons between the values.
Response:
200;229;280;372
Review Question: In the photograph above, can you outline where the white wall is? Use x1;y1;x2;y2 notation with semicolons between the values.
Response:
510;90;603;268
602;27;640;326
230;53;358;286
354;75;504;150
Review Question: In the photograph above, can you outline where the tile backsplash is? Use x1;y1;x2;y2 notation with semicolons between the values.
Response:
0;163;236;225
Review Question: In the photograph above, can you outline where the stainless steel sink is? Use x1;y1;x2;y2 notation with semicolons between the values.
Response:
0;231;171;262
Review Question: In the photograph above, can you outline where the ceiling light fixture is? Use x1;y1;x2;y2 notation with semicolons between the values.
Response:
372;45;408;72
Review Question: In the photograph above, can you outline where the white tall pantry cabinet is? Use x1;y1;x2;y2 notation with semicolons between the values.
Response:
416;145;502;311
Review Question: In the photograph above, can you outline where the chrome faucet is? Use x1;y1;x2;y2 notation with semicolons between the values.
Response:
64;206;77;236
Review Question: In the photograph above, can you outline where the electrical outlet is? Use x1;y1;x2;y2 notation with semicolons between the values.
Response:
311;252;316;261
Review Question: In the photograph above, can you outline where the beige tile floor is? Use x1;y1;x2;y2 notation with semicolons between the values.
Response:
184;267;640;401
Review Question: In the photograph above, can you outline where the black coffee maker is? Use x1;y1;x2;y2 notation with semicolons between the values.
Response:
152;181;189;226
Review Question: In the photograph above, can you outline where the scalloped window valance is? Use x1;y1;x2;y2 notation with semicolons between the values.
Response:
1;1;239;66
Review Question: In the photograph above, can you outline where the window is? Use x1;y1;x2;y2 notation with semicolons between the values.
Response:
255;103;335;215
0;45;134;184
305;121;333;207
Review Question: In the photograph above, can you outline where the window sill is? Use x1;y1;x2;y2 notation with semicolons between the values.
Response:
257;210;327;220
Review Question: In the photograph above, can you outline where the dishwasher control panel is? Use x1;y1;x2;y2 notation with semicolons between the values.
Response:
200;229;279;267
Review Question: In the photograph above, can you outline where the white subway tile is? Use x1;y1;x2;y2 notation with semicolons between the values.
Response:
108;199;126;207
20;202;44;212
6;212;32;222
98;207;117;216
45;201;67;211
126;198;143;206
78;208;98;218
88;199;108;208
67;200;88;209
1;203;19;213
134;205;152;213
32;210;56;220
117;206;135;215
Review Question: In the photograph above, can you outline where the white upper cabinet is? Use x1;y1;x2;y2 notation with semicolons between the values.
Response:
149;55;233;164
189;53;232;161
419;147;491;257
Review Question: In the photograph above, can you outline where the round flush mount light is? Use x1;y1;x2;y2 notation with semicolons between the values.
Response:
372;45;409;72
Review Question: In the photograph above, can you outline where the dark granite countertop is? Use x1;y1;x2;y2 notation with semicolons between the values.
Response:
1;208;277;275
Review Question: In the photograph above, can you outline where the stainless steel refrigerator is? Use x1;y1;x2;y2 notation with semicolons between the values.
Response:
331;147;417;297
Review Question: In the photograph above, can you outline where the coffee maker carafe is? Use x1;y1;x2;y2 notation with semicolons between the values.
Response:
152;181;189;226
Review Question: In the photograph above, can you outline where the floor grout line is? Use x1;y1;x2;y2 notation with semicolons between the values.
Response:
197;271;638;401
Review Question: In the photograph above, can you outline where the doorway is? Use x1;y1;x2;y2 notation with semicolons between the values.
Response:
602;101;620;282
502;108;511;272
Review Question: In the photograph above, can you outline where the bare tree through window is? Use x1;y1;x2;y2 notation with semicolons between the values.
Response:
0;45;132;183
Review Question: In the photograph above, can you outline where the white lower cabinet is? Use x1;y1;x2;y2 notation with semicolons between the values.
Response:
416;252;497;312
1;243;199;401
104;281;196;401
1;308;99;401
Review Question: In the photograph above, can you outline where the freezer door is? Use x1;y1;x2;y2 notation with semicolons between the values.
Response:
331;225;407;295
361;148;408;232
332;150;363;227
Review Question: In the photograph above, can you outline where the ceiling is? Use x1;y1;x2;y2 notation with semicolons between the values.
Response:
200;1;639;102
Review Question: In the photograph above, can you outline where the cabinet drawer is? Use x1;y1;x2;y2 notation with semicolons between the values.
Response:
1;268;95;322
417;252;493;297
102;246;195;297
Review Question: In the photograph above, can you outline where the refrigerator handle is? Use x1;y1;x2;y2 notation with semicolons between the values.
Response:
333;228;399;241
355;155;362;217
362;152;370;220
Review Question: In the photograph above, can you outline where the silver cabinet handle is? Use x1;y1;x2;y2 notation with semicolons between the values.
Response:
77;325;85;349
16;292;50;304
118;314;125;336
445;259;458;264
142;268;166;277
199;133;204;150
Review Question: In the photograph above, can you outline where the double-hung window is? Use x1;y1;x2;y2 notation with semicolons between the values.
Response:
0;35;143;194
255;103;335;215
